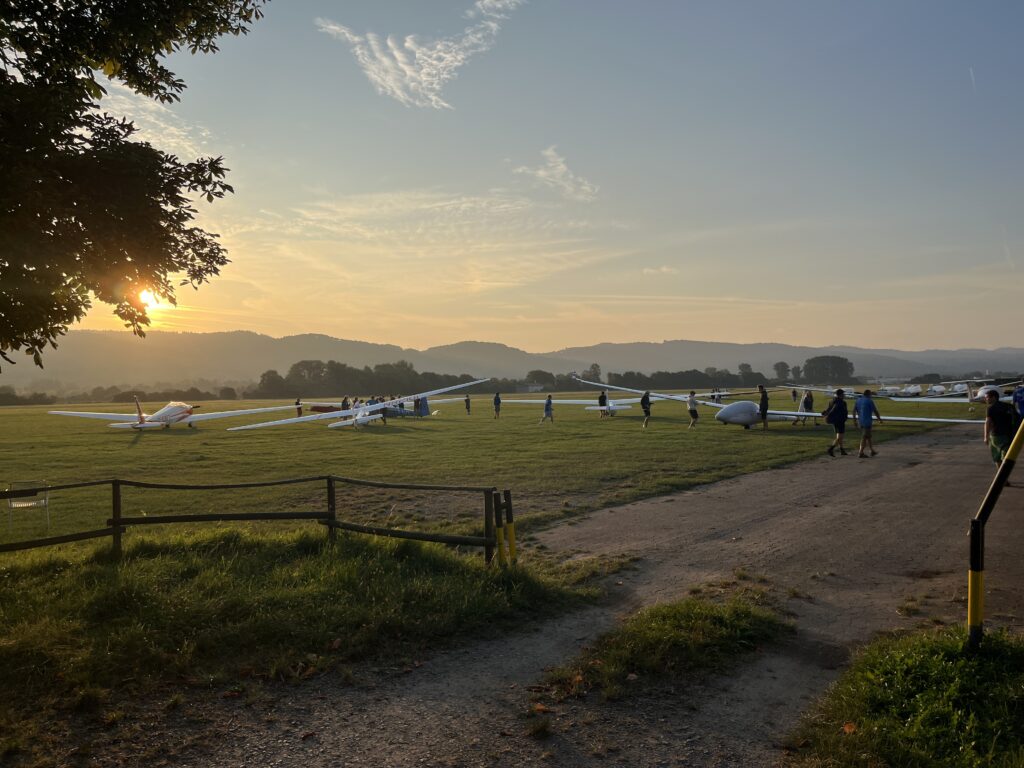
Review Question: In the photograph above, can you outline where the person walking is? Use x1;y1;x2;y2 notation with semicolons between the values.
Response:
757;384;770;431
687;390;699;429
598;390;608;418
791;388;799;405
640;391;652;430
493;392;501;419
984;388;1016;469
1013;384;1024;420
794;389;814;426
854;389;883;457
540;395;554;424
464;394;471;416
824;389;850;456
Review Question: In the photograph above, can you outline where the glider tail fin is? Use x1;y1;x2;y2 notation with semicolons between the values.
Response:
134;396;145;425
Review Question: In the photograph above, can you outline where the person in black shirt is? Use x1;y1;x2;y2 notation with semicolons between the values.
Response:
640;391;652;430
825;389;850;456
464;394;471;416
984;389;1015;467
598;391;608;418
757;384;770;431
493;392;501;419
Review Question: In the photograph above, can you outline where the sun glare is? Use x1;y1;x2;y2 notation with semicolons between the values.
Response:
139;290;158;309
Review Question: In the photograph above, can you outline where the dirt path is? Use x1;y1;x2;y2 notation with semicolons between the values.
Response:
113;427;1024;767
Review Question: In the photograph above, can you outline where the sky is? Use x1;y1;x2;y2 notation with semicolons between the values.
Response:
81;0;1024;352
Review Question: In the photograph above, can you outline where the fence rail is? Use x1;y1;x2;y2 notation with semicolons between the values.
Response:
1;476;517;564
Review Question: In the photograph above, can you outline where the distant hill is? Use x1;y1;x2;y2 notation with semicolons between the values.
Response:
2;330;1022;393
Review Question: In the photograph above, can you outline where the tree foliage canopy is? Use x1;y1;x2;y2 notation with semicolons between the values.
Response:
802;355;855;383
0;0;267;369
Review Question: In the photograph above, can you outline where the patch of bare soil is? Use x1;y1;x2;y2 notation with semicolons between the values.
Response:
78;427;1024;767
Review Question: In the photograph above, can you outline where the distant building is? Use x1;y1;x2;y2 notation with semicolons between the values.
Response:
515;383;545;393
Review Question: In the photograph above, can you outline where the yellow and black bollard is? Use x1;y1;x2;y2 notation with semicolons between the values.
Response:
966;418;1024;651
503;489;518;565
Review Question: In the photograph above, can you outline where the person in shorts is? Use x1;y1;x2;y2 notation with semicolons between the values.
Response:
984;389;1015;468
757;384;770;431
854;389;883;458
540;395;554;424
825;389;850;456
640;391;652;430
687;391;699;429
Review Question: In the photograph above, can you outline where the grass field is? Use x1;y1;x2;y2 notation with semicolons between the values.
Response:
0;390;988;764
0;390;983;548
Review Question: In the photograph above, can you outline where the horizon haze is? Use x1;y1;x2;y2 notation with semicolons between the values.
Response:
5;329;1022;394
70;1;1022;352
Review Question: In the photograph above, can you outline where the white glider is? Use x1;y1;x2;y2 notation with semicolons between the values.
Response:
574;379;985;429
228;379;490;431
49;397;301;430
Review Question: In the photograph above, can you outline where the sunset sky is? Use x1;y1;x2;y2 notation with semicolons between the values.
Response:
82;1;1024;352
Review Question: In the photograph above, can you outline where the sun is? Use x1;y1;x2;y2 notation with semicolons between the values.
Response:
139;290;159;309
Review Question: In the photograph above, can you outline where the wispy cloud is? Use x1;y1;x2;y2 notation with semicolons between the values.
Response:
98;82;212;159
316;0;525;109
642;265;679;276
514;146;598;202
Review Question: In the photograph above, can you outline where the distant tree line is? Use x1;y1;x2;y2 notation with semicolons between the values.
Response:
112;386;237;403
247;360;489;398
0;386;55;405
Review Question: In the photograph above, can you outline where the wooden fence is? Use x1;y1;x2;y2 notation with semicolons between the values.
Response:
0;476;517;564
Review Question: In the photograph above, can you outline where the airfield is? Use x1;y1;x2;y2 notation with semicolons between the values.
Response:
0;390;986;546
1;390;1019;766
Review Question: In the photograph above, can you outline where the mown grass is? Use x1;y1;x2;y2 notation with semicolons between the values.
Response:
0;392;979;762
787;628;1024;768
0;392;970;546
544;587;788;701
0;527;586;762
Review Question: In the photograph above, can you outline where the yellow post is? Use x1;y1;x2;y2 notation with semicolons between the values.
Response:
494;491;507;567
966;415;1023;650
502;489;517;565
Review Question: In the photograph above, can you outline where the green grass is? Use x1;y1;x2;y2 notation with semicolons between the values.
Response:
787;628;1024;768
0;527;580;762
544;589;788;701
0;392;980;762
0;392;969;546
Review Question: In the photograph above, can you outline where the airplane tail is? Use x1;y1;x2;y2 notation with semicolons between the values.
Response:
134;396;145;425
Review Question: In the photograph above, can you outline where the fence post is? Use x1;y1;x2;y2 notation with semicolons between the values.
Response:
502;489;517;565
493;491;507;566
111;479;122;560
483;490;495;565
327;477;337;544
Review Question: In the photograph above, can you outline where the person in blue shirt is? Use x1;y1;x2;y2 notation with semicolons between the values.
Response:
540;395;554;424
1013;385;1024;419
854;389;883;458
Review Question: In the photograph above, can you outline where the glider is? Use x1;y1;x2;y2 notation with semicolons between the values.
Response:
48;397;301;430
227;379;490;431
574;379;985;429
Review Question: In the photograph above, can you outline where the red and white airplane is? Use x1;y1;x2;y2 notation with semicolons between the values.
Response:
228;379;490;431
49;397;301;430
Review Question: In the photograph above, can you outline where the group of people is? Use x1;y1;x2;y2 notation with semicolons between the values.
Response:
484;384;1024;468
816;388;881;458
